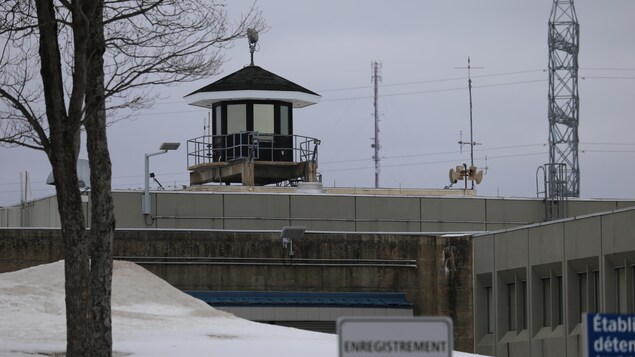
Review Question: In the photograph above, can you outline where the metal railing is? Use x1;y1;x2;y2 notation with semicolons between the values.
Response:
536;163;568;221
187;132;320;167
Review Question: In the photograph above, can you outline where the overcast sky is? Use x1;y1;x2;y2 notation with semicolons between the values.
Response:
1;0;635;206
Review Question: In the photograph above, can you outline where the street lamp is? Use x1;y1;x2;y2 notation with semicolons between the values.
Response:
142;142;180;215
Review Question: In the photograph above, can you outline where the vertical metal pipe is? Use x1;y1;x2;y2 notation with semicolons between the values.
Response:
143;153;150;215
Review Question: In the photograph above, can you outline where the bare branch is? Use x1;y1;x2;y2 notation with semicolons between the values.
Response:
0;88;49;150
100;0;267;112
102;0;163;25
0;0;266;145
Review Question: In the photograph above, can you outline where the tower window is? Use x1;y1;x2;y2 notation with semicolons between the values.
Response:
227;104;247;133
253;104;274;134
212;101;292;136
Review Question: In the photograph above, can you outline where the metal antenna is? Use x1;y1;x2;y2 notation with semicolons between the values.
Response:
371;61;382;188
547;0;580;197
455;57;483;189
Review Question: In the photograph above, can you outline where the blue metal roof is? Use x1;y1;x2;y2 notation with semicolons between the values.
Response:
185;291;412;309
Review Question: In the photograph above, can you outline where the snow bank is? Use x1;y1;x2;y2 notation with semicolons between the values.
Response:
0;260;334;356
0;260;483;356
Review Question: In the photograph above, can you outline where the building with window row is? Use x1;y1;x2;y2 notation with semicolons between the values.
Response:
473;206;635;357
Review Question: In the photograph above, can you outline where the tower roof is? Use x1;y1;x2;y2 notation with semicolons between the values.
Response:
184;65;321;108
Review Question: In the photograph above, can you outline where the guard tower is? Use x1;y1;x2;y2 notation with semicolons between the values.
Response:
184;34;321;187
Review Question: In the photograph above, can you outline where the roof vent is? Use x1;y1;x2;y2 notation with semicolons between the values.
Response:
295;182;324;194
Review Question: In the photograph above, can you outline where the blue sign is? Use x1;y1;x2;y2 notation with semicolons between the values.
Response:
584;313;635;357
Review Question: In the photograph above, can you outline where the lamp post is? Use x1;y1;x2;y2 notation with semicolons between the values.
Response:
142;142;180;215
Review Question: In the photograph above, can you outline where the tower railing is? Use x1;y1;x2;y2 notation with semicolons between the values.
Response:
536;163;568;221
187;132;320;167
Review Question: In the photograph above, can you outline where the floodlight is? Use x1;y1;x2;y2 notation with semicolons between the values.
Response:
281;226;305;240
280;226;306;258
142;142;181;215
159;142;180;151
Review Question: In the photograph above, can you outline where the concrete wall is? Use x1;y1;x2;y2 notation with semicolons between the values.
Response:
0;206;21;227
0;228;474;352
3;190;633;232
473;207;635;357
0;229;64;273
0;196;90;228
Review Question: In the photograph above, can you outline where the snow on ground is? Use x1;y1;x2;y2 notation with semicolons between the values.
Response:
0;260;484;356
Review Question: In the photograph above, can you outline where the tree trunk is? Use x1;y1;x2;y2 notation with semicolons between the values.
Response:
85;1;115;355
54;152;93;356
34;0;94;355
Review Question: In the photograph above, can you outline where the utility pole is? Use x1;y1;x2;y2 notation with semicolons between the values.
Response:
371;61;382;188
456;57;483;189
547;0;580;197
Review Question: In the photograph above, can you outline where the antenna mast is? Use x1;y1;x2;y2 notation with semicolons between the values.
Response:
456;57;483;189
371;61;382;188
547;0;580;197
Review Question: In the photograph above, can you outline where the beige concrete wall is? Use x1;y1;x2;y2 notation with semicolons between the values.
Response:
112;191;146;228
567;200;616;217
224;194;289;230
421;197;486;232
355;196;421;232
0;207;22;227
289;195;356;231
2;191;634;233
486;199;544;231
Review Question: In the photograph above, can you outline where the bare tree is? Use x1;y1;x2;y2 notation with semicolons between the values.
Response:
0;1;264;355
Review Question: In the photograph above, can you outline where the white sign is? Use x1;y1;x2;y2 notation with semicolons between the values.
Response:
337;317;453;357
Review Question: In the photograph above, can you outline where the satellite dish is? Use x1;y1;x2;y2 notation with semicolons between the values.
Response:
46;159;91;188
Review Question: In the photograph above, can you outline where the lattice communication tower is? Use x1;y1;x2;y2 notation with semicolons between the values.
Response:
547;0;580;197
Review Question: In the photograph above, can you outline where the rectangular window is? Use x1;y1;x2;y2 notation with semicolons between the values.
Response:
253;104;274;134
542;278;551;327
633;267;635;311
617;267;627;313
214;106;222;135
556;275;563;325
227;104;247;133
579;272;588;322
521;281;527;329
280;105;290;135
593;270;600;312
508;283;516;331
486;286;494;334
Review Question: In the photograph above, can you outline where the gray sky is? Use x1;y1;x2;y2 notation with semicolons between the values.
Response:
2;0;635;206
